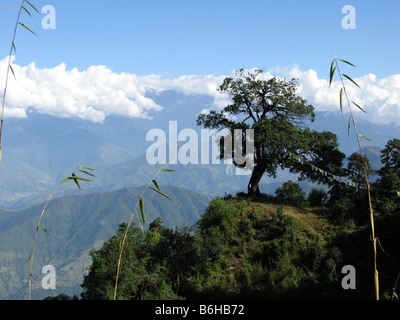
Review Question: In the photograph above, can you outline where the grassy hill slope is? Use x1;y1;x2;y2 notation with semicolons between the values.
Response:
181;196;400;300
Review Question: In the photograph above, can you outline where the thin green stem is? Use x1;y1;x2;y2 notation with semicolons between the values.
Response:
113;163;171;300
28;167;94;300
334;58;379;300
1;1;26;163
28;180;63;300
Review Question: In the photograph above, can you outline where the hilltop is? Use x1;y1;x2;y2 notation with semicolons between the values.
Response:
79;195;400;300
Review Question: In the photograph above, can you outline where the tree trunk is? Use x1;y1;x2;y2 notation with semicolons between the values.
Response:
247;164;265;196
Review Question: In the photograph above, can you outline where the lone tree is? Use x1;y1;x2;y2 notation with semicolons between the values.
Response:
197;68;344;196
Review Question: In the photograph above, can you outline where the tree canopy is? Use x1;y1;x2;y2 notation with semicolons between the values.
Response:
197;68;345;195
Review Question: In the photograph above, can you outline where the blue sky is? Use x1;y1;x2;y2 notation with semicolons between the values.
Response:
0;0;399;126
1;0;399;78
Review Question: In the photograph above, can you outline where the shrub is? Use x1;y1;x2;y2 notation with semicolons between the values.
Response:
275;180;307;206
308;188;328;207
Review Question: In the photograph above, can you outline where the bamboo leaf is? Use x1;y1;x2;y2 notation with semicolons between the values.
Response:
26;1;39;13
12;42;17;55
60;175;93;185
359;134;374;141
72;173;81;189
60;177;70;184
160;169;176;173
77;166;95;171
38;225;51;237
343;74;360;88
139;198;146;226
149;187;176;203
352;101;367;113
329;59;336;87
78;169;96;177
348;117;351;136
152;179;161;191
19;23;37;36
9;65;16;80
74;176;93;183
339;59;356;67
27;249;34;262
22;6;32;17
339;88;343;113
135;211;143;231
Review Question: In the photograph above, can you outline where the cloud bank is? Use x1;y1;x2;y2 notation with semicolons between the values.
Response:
1;57;399;125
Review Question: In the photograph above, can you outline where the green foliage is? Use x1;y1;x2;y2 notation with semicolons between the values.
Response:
196;68;344;196
113;164;176;299
275;180;307;207
326;153;374;224
346;153;375;186
81;198;354;300
76;187;400;300
81;223;180;300
308;188;328;207
373;138;400;217
327;140;400;224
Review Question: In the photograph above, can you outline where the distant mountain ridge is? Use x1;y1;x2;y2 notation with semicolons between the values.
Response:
0;185;211;300
0;90;397;209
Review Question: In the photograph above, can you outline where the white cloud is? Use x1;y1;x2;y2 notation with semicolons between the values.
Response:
1;57;163;123
1;57;399;126
273;65;400;125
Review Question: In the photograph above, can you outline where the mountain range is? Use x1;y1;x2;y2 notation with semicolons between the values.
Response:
0;184;211;300
0;90;397;210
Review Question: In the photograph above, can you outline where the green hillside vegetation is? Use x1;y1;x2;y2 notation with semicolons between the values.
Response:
79;196;400;300
1;138;399;300
0;185;211;300
78;138;400;300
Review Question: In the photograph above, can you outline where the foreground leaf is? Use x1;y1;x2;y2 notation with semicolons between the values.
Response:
135;211;143;231
26;1;39;13
77;166;96;171
348;116;351;136
12;42;17;55
22;6;32;17
78;169;96;177
339;59;356;67
38;225;51;237
19;23;37;36
340;88;343;113
60;175;93;188
160;169;176;173
149;187;176;203
152;179;161;191
352;101;367;113
139;198;146;226
329;59;336;87
9;65;16;80
359;134;374;141
343;74;360;88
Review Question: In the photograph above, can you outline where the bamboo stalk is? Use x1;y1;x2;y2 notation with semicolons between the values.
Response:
0;1;25;164
333;58;379;300
1;0;38;165
28;167;95;300
113;163;174;300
